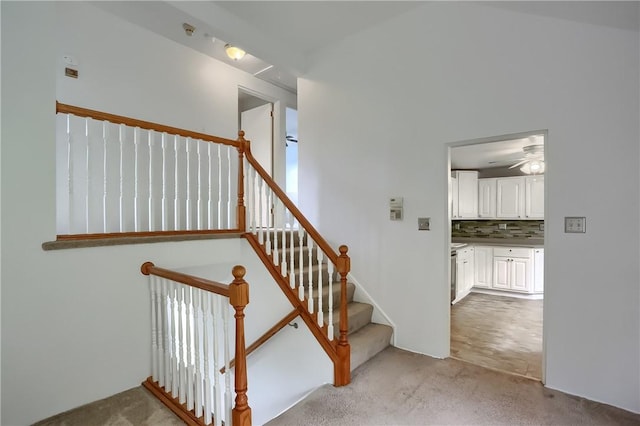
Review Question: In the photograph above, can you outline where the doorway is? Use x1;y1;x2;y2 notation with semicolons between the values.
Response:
448;131;546;381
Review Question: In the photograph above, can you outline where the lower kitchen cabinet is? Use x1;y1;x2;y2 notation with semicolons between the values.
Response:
533;248;544;293
492;247;532;292
474;246;493;288
456;246;475;298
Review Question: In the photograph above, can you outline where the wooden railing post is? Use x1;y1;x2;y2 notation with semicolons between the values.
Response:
335;245;351;386
236;131;247;232
230;265;252;426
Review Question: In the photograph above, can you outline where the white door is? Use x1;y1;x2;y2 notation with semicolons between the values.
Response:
241;103;273;175
241;103;273;227
478;178;497;218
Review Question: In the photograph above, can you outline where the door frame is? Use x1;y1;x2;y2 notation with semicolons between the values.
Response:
445;129;548;384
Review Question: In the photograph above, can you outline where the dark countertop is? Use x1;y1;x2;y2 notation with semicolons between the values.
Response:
452;237;544;247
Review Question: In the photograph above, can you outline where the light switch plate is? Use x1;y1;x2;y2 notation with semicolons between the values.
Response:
418;217;430;230
564;216;586;233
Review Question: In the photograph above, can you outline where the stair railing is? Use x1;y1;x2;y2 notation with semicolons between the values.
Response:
238;131;351;386
55;102;245;239
141;262;251;426
55;102;351;386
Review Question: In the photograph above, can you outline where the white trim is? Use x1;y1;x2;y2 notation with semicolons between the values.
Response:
348;272;397;346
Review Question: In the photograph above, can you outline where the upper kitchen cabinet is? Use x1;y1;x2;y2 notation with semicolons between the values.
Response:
496;176;525;219
478;178;497;219
525;176;544;219
452;171;478;219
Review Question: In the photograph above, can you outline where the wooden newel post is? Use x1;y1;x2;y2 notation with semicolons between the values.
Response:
230;265;252;426
335;245;351;386
236;131;247;232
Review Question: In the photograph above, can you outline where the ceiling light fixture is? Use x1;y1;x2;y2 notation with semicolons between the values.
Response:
225;44;246;61
520;159;545;175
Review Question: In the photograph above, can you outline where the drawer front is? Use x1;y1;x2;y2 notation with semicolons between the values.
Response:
493;247;532;258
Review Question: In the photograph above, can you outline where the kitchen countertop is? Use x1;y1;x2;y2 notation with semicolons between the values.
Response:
452;237;544;247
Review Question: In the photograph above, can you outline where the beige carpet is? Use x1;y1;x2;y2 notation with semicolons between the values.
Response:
33;386;183;426
35;347;640;425
267;346;640;425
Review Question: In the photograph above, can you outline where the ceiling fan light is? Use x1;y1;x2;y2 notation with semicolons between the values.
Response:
225;44;246;61
521;160;545;175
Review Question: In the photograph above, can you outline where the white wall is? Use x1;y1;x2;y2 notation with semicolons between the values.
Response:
1;2;298;424
298;2;639;413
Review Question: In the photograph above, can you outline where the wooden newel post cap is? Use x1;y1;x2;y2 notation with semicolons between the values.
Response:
141;261;155;275
337;245;350;274
230;265;249;307
237;130;245;140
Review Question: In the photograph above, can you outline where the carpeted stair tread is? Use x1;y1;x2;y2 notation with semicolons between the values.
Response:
349;323;393;372
324;302;373;337
304;282;355;313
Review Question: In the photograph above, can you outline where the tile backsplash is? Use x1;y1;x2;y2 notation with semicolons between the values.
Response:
452;220;544;239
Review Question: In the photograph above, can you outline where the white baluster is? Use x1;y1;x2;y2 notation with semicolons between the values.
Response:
272;197;279;265
173;135;180;231
246;165;253;234
327;261;335;340
222;296;232;426
148;131;154;232
289;214;295;288
203;292;212;425
133;127;140;232
196;141;202;230
194;289;203;418
317;250;324;326
84;118;90;233
251;167;257;235
281;207;288;276
298;229;305;300
217;144;222;230
308;238;314;314
185;287;194;410
102;121;108;233
161;278;170;388
118;124;125;232
207;143;213;229
66;115;74;234
265;187;272;256
177;285;186;402
226;145;232;228
212;296;222;426
170;282;179;396
161;134;167;231
257;177;264;245
185;138;192;231
150;275;159;382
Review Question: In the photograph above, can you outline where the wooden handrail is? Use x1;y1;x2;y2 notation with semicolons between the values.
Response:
239;131;339;266
141;261;230;297
58;229;242;241
221;309;299;373
56;102;241;148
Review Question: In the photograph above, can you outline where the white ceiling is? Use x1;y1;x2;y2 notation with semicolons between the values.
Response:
451;134;545;171
93;1;638;95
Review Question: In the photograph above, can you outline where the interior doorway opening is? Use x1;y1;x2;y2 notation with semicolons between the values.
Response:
285;107;298;206
448;130;546;382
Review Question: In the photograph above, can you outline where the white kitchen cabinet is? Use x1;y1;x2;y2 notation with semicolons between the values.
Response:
533;248;544;293
525;176;545;219
492;247;532;292
477;178;497;219
496;177;525;219
474;246;493;288
456;246;475;298
452;171;478;219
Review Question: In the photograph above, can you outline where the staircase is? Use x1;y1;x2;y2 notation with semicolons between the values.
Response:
274;232;393;371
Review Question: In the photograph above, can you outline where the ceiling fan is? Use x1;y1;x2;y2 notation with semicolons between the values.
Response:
285;135;298;147
509;144;545;174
